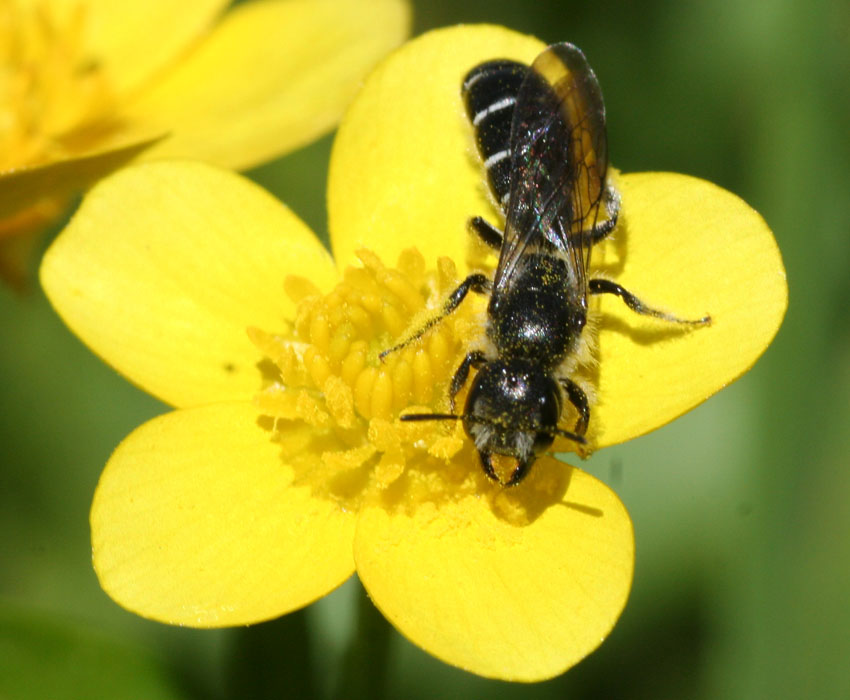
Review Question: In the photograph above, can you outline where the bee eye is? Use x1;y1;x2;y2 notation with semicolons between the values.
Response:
533;430;556;455
538;382;561;422
527;381;559;454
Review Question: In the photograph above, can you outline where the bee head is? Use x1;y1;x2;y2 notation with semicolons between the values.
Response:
399;359;586;486
462;359;563;484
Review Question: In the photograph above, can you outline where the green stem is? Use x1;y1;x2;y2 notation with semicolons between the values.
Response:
333;581;392;700
223;610;317;700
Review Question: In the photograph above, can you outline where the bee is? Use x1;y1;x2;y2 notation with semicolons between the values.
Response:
382;43;709;486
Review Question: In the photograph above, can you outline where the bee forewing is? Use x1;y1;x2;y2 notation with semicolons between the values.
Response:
496;43;609;292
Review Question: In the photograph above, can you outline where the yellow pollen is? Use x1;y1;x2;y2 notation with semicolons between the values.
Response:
0;1;114;171
249;248;487;507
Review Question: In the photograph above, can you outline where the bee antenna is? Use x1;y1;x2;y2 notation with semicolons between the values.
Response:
399;412;462;422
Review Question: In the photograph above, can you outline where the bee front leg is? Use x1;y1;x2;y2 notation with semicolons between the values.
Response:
559;378;590;436
449;350;487;411
379;273;492;359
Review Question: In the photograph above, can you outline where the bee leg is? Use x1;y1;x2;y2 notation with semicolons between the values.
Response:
379;274;492;359
559;378;589;436
478;451;501;483
468;216;503;250
589;279;711;325
584;185;622;245
449;350;487;411
586;215;617;244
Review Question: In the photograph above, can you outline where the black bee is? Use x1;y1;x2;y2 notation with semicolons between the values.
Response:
383;43;709;486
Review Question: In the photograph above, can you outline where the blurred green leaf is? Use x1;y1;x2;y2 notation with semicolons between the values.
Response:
0;604;187;700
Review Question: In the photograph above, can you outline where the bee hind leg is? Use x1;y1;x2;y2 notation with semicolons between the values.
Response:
589;279;711;325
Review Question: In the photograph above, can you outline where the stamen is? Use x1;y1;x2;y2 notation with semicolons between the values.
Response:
249;248;487;506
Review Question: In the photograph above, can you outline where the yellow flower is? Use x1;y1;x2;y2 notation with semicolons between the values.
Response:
0;0;410;284
39;25;787;681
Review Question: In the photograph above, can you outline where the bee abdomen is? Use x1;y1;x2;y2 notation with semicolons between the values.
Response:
462;60;527;208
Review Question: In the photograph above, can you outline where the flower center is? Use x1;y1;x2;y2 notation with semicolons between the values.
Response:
251;247;583;523
249;248;503;509
0;1;113;170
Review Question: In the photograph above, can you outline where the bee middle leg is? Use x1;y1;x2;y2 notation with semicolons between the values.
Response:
589;279;711;325
379;273;492;359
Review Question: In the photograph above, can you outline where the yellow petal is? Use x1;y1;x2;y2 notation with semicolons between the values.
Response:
593;172;787;446
354;464;634;681
26;0;230;98
329;25;544;271
92;402;356;626
123;0;411;170
40;161;337;408
0;135;161;220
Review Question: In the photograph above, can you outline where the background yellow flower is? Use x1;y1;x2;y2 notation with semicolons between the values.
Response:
39;24;783;684
0;0;410;285
2;2;843;698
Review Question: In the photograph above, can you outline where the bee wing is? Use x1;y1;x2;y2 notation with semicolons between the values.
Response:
494;43;609;293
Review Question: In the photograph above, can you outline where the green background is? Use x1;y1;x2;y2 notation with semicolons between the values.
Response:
2;0;848;698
